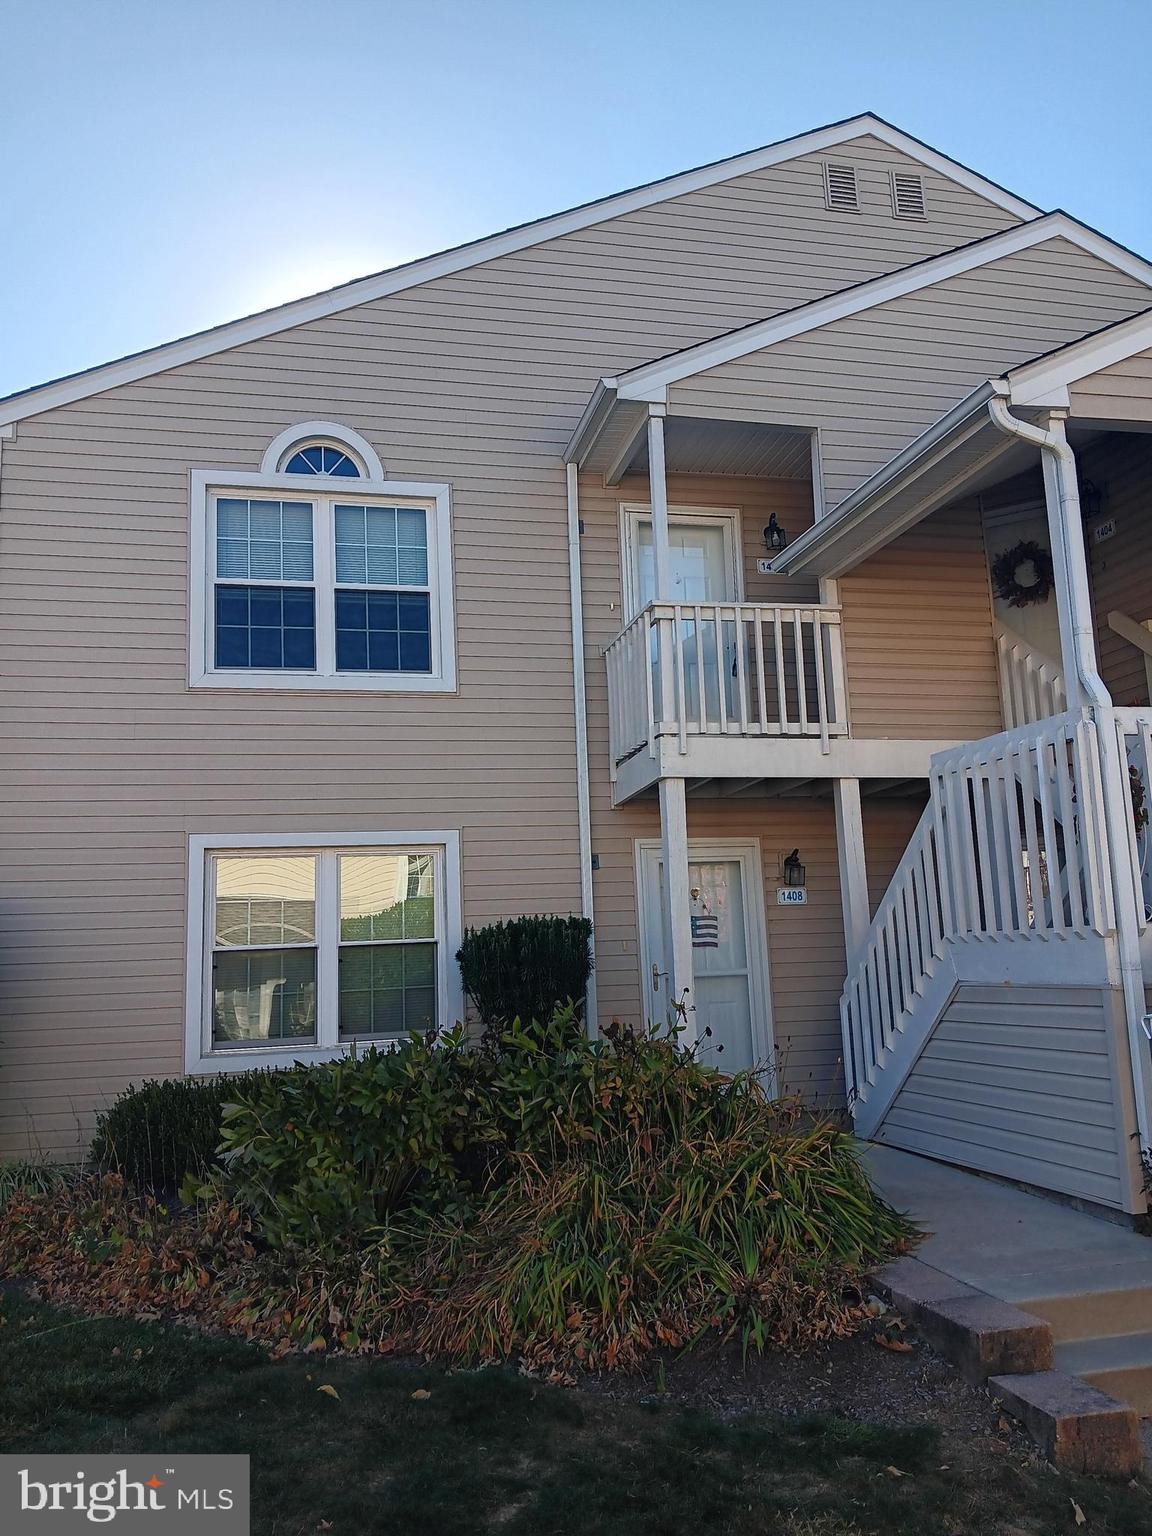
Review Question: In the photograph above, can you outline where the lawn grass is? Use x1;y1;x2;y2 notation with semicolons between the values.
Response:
1;1291;1150;1535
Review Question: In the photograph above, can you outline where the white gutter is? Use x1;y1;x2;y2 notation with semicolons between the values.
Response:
566;462;598;1034
564;377;618;466
773;381;998;575
987;390;1152;1177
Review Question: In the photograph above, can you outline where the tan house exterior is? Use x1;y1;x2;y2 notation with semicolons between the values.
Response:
6;114;1152;1216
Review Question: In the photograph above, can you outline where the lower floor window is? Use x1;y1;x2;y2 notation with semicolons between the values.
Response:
202;842;446;1059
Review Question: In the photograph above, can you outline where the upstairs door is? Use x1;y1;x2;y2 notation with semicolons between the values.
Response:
637;839;774;1082
623;507;741;725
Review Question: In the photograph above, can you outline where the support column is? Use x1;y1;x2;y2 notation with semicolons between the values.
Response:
659;775;695;1038
1040;443;1088;710
647;405;671;598
834;777;870;969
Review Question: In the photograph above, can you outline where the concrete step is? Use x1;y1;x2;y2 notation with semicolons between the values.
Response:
1054;1332;1152;1416
1024;1286;1152;1344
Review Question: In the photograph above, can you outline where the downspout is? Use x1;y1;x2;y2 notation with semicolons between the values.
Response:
988;389;1152;1179
565;461;598;1035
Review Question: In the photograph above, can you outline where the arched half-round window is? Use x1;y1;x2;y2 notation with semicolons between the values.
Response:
260;421;385;481
284;443;361;477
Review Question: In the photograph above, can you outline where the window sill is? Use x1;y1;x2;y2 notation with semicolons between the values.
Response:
189;670;457;694
188;1039;410;1075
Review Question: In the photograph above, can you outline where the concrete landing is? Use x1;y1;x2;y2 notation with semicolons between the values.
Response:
865;1144;1152;1423
864;1144;1152;1304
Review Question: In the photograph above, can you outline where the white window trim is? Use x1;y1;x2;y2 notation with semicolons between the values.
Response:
185;830;464;1075
189;468;457;692
619;502;743;621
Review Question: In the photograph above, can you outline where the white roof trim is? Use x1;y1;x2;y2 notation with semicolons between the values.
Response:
615;214;1152;399
770;383;999;575
1008;306;1152;406
0;114;1039;428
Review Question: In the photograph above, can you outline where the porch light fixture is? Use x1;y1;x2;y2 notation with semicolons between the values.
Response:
1080;479;1103;520
782;849;806;887
764;514;788;553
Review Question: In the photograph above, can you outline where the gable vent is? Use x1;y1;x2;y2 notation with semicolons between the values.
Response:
890;170;927;219
823;162;859;212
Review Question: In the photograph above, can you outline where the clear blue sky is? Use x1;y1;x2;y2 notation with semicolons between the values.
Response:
2;0;1150;399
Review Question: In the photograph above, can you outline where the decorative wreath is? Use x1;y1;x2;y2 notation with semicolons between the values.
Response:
990;539;1054;608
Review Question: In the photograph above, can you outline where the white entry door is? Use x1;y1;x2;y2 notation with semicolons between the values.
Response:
624;507;741;725
637;840;773;1080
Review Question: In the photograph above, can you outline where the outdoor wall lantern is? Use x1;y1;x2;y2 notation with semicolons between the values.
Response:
764;514;788;553
782;849;806;887
1080;480;1104;521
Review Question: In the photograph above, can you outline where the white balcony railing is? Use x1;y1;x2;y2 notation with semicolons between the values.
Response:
994;620;1066;730
841;709;1116;1107
604;601;849;773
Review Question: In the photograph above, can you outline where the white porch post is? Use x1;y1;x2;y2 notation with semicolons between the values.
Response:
834;777;870;968
659;775;695;1038
1039;438;1089;710
647;404;671;598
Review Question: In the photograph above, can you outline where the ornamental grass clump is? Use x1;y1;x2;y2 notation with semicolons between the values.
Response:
0;1012;915;1371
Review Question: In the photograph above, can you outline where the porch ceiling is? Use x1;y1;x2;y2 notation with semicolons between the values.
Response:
567;387;813;484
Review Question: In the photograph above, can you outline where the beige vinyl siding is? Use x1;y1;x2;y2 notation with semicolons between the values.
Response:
1080;432;1152;704
876;985;1135;1210
588;789;927;1106
837;500;1003;739
1069;346;1152;423
0;139;1025;1157
670;238;1152;506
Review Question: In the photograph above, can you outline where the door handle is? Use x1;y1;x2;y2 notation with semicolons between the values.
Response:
651;963;662;993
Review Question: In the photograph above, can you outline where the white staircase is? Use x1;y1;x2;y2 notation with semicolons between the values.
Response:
843;711;1119;1144
993;621;1066;730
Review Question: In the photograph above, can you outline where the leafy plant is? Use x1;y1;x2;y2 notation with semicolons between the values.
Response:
456;915;592;1039
213;1026;503;1248
0;1158;70;1209
3;1015;915;1370
90;1072;271;1194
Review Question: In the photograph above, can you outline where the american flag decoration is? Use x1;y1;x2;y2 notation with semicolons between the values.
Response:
691;912;719;948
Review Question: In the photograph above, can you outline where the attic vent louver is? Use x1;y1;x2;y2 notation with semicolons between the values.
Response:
823;162;859;212
890;170;927;219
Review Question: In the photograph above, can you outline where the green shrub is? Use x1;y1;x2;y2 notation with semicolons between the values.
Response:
456;915;592;1038
2;1017;915;1370
215;1026;504;1248
90;1072;271;1194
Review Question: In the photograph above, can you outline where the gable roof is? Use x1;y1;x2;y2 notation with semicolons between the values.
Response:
1004;304;1152;405
0;112;1040;428
565;211;1152;464
610;213;1152;401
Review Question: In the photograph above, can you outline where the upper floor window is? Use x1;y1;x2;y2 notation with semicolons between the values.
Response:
190;424;455;692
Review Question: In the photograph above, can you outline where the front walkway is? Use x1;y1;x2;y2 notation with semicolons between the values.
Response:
865;1144;1152;1303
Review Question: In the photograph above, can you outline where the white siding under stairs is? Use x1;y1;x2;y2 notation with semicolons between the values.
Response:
843;708;1152;1212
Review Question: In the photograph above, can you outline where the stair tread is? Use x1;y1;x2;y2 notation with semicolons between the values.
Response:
1055;1333;1152;1374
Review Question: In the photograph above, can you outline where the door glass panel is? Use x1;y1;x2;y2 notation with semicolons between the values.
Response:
636;518;730;607
635;518;736;725
643;851;759;1075
690;860;755;1075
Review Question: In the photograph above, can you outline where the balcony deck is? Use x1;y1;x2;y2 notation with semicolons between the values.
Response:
603;599;956;801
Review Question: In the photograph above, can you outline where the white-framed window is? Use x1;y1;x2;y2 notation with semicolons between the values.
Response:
189;429;455;692
185;831;463;1074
